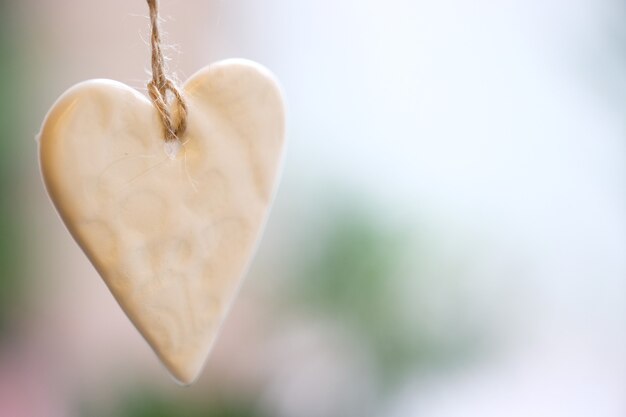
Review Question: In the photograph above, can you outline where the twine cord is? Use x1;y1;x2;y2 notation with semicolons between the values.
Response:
147;0;188;142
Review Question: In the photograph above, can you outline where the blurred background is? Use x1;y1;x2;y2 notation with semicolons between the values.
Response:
0;0;625;416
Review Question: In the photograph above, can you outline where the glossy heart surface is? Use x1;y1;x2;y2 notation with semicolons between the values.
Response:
39;59;286;384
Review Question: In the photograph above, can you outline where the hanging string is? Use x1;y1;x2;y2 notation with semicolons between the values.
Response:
146;0;188;142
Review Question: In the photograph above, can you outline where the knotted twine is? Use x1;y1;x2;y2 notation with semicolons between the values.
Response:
146;0;188;142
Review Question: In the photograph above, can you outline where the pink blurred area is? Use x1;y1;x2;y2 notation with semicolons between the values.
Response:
0;0;625;416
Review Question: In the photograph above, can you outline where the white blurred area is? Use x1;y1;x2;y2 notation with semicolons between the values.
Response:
8;0;625;416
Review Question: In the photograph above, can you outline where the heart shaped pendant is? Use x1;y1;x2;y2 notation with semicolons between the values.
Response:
38;59;286;384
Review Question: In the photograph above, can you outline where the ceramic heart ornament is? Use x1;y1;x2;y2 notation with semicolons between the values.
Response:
38;59;286;385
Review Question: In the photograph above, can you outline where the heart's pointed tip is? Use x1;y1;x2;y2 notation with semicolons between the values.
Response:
162;357;204;387
149;340;208;386
171;372;198;387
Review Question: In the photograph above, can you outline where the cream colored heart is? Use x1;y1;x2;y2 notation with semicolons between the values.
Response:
38;59;286;385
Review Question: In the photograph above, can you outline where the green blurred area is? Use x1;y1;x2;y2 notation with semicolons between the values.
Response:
87;390;267;417
0;1;25;335
293;197;483;387
296;199;422;384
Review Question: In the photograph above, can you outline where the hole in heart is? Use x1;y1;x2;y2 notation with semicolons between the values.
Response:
164;139;182;160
